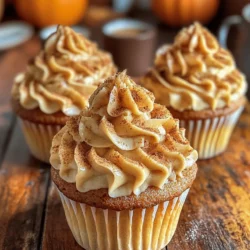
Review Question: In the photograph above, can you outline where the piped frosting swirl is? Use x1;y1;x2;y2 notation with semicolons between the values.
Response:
142;23;247;111
50;71;198;198
12;26;117;115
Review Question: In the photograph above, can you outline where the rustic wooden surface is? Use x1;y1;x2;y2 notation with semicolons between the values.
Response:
0;15;250;250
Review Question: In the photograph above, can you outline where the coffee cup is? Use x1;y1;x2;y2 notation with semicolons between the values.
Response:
218;3;250;48
102;18;157;76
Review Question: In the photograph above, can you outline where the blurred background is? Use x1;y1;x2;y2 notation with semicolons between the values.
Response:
0;0;250;97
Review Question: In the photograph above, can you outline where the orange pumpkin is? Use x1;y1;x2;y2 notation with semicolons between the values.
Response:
14;0;88;28
152;0;219;27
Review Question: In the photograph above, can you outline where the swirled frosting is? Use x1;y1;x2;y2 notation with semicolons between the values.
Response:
50;71;198;198
12;26;117;115
141;23;247;111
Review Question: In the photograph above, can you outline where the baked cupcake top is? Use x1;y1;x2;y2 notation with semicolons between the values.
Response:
141;22;247;112
50;71;198;198
12;26;117;115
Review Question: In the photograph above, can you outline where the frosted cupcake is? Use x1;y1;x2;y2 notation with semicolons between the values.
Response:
141;23;247;159
11;26;116;163
50;71;198;249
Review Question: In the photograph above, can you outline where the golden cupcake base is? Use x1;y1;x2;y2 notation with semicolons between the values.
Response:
20;119;63;163
51;164;197;210
57;188;189;250
52;163;197;249
169;99;245;159
12;99;68;163
179;107;244;159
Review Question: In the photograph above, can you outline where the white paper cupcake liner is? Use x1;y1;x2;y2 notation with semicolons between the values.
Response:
57;188;190;250
20;119;63;163
179;106;244;159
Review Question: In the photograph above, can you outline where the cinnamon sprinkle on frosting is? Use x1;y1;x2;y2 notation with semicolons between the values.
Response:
141;22;247;111
50;71;198;198
12;25;117;115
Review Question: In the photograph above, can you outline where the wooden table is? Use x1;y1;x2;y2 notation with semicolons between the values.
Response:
0;32;250;250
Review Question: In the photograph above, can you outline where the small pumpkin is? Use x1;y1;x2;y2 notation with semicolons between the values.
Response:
152;0;219;27
14;0;88;28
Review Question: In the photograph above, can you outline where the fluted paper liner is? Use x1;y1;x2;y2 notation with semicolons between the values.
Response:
57;188;190;250
20;119;63;163
180;106;244;159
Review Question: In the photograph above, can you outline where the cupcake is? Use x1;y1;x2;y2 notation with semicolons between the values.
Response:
11;26;116;163
50;71;198;249
141;23;247;159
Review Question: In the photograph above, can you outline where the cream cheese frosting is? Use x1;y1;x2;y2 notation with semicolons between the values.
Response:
142;22;247;112
50;71;198;198
12;25;117;115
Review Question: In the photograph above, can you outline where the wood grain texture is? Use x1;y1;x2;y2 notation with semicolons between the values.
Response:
0;37;40;162
0;123;50;250
168;104;250;250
